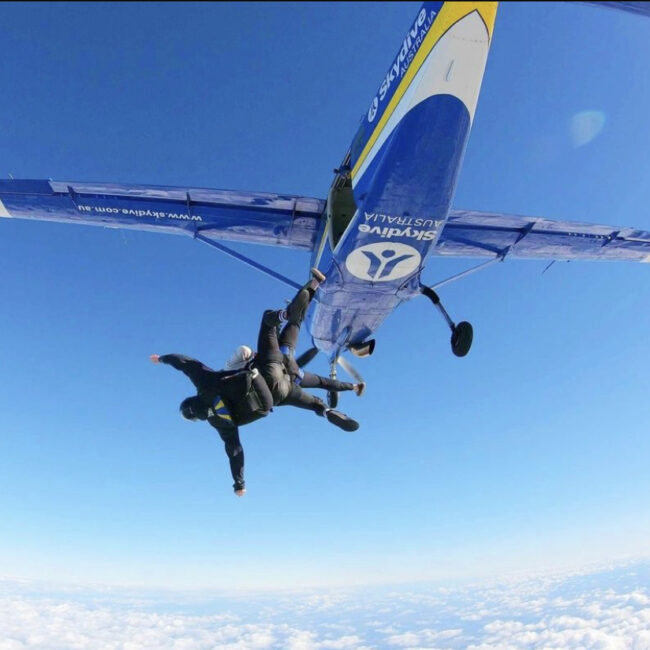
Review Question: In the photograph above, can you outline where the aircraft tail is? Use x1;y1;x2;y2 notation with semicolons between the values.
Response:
347;2;498;198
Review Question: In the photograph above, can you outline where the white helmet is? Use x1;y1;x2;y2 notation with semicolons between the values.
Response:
225;345;253;370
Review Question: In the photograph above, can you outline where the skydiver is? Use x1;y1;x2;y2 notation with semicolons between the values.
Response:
150;269;361;497
150;352;273;497
252;268;364;424
225;345;366;397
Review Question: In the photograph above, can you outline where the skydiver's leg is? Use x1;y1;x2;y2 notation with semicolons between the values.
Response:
278;269;325;355
256;310;284;365
251;372;274;414
281;384;328;414
281;385;359;432
277;270;326;385
256;310;291;404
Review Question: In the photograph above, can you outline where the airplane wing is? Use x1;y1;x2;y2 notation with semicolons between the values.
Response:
433;209;650;262
0;179;324;251
581;2;650;19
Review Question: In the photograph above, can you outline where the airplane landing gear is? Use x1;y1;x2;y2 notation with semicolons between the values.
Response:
451;320;473;357
420;286;473;357
328;361;339;408
349;339;375;358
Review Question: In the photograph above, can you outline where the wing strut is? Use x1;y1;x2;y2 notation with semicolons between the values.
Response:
427;255;505;291
194;233;302;290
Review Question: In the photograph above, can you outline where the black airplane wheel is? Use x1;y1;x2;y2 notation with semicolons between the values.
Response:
327;390;338;408
451;321;473;357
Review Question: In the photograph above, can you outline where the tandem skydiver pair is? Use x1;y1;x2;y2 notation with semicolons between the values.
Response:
150;268;364;496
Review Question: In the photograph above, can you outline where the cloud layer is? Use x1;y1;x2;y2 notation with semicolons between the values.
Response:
1;560;649;649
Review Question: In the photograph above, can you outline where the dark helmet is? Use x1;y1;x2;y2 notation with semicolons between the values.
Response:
180;396;208;421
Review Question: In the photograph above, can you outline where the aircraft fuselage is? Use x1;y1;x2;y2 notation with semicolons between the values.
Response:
307;2;497;359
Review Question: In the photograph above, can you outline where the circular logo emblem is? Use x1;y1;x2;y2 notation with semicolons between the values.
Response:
367;97;378;123
345;242;421;282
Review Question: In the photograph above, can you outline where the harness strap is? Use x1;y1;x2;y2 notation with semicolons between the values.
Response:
211;397;232;421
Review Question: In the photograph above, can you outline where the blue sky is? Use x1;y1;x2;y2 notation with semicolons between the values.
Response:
0;1;649;593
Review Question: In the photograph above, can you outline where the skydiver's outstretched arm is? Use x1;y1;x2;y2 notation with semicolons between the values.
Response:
300;372;365;396
211;420;246;496
151;353;216;390
299;372;355;392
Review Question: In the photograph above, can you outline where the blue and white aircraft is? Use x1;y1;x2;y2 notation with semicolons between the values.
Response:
2;1;650;405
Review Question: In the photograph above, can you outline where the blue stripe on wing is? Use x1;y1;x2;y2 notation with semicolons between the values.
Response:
0;179;325;252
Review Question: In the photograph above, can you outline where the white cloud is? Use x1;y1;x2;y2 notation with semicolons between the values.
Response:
0;560;649;650
0;595;374;650
386;628;463;647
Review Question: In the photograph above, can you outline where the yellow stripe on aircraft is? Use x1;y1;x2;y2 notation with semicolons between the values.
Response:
351;2;498;181
312;218;331;269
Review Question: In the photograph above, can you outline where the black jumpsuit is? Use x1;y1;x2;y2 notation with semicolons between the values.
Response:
254;280;355;412
159;354;274;492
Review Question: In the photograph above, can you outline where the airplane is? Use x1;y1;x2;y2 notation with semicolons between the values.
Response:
2;1;650;408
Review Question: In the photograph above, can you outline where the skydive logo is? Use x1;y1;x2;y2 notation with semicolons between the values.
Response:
367;97;379;122
359;211;443;241
366;8;436;124
345;242;421;283
359;223;438;241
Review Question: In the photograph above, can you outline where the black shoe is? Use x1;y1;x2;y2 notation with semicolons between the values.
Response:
302;268;326;296
314;402;327;417
263;309;285;327
325;409;359;432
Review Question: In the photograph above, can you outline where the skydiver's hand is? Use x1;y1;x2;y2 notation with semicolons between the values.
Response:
150;354;160;364
235;488;246;497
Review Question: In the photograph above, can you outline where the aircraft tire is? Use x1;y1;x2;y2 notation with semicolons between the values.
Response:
451;321;473;357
